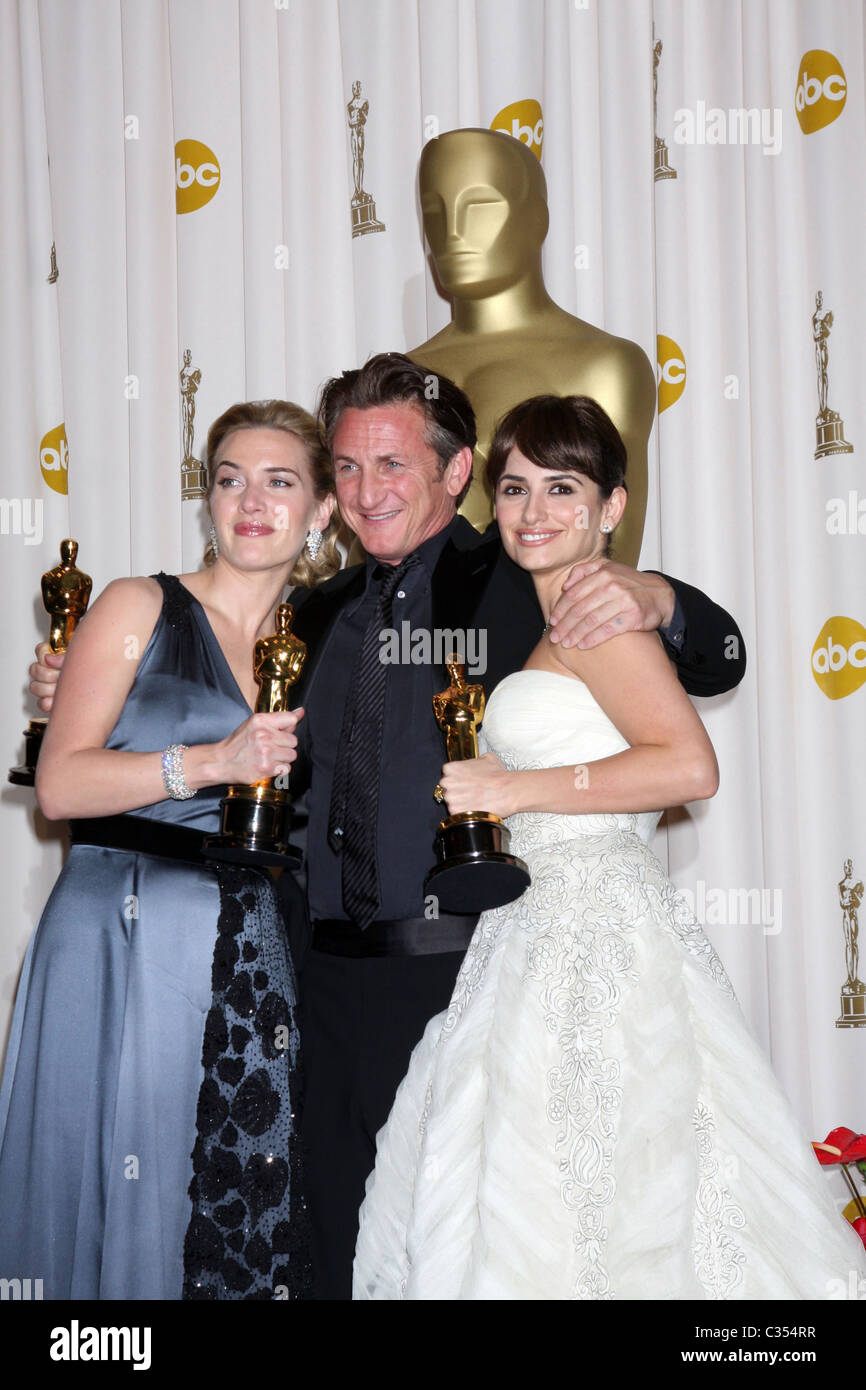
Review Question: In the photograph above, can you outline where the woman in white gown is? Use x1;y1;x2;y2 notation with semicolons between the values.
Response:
353;394;866;1301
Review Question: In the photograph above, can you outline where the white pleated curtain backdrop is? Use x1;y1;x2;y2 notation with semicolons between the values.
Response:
2;0;863;1174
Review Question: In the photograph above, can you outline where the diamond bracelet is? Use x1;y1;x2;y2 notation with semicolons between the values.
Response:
161;743;196;800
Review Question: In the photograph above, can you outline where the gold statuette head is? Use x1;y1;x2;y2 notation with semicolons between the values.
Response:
419;128;548;298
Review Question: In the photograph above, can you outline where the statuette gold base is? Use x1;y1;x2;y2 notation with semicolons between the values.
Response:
203;782;300;869
836;982;866;1028
815;411;854;459
351;193;385;237
653;136;677;181
424;810;530;914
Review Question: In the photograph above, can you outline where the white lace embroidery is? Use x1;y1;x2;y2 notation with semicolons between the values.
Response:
418;1078;434;1139
693;1100;747;1297
440;906;507;1038
651;879;737;998
523;839;645;1299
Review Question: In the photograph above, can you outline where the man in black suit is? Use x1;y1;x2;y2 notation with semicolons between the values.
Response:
286;353;745;1299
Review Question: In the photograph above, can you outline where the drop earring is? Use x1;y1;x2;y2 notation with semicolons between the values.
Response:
210;523;220;557
305;526;323;561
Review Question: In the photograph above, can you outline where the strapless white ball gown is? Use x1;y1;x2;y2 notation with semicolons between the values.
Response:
354;671;866;1300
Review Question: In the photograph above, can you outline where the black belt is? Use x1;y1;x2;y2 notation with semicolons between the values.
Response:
69;814;210;866
311;914;478;959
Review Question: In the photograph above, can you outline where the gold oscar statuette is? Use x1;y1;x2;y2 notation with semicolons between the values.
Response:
9;538;92;788
424;656;530;913
203;603;305;867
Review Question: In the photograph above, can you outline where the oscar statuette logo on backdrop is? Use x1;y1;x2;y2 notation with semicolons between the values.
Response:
653;37;677;180
836;859;865;1028
811;617;866;700
657;335;686;413
179;349;206;500
490;100;544;160
175;139;221;215
347;81;385;237
795;51;847;134
40;423;68;496
811;292;853;459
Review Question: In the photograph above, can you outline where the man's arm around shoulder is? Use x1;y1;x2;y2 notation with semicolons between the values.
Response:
548;560;746;698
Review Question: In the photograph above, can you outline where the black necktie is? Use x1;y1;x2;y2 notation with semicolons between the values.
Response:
327;555;419;928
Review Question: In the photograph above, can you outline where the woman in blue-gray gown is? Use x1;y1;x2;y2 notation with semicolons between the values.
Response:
0;400;337;1299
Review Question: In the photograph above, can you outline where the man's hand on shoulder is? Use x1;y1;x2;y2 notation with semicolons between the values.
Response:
548;560;676;650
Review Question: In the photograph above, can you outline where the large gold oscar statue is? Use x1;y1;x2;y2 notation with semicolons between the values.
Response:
409;128;655;566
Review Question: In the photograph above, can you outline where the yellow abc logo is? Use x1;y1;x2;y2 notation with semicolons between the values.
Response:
490;100;544;160
175;139;221;214
811;616;866;700
657;335;686;413
40;423;69;495
795;50;847;133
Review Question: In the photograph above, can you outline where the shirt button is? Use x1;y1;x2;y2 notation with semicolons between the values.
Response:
396;590;406;599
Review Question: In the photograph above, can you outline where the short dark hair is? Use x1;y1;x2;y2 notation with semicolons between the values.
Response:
318;353;477;507
486;395;627;556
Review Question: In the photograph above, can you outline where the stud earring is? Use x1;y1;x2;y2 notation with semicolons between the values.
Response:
209;523;220;556
600;522;612;534
305;526;323;560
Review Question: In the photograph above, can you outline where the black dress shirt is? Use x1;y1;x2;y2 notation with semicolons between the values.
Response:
305;518;464;921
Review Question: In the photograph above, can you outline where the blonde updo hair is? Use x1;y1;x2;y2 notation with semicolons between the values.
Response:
203;399;340;588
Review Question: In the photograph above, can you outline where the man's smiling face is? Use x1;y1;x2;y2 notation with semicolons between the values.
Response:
332;402;469;564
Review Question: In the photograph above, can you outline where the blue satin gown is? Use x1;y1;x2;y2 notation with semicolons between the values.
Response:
0;574;309;1299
